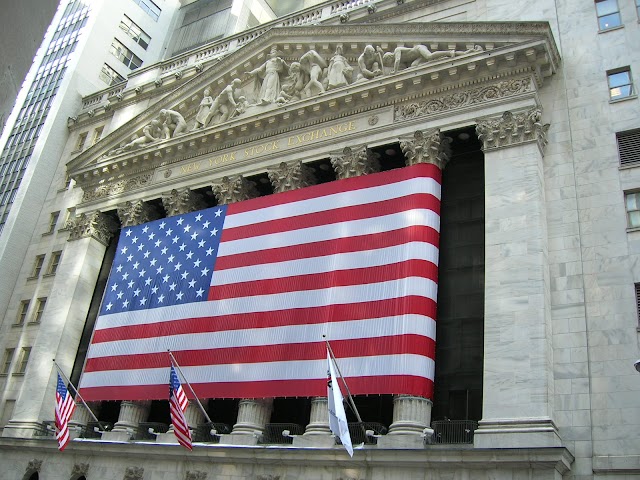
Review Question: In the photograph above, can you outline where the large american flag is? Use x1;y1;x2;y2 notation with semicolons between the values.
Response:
78;163;440;401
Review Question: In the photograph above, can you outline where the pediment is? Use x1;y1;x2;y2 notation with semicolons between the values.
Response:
67;21;559;194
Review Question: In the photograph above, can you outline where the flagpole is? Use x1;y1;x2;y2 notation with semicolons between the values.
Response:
52;359;106;431
323;336;363;424
167;350;213;425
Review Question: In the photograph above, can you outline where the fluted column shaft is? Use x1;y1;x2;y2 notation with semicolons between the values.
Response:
231;399;273;434
304;397;331;435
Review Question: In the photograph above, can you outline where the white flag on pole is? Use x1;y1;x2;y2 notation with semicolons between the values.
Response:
327;351;353;457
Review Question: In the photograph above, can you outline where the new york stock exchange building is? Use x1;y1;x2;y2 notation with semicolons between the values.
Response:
1;1;639;479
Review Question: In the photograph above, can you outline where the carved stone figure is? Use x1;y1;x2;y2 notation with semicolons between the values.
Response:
118;119;162;152
192;88;214;129
246;46;288;105
206;79;244;125
356;45;383;81
382;44;483;73
276;62;305;104
326;45;353;90
159;108;188;138
299;49;327;97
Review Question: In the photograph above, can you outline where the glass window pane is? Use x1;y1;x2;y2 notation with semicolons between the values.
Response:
599;12;621;29
627;193;639;210
629;210;640;227
596;0;619;16
608;71;630;88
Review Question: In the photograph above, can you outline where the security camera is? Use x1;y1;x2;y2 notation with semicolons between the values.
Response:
635;359;640;373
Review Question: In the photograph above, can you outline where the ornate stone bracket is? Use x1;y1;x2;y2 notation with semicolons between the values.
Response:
476;107;550;153
268;161;316;193
124;466;144;480
26;459;42;474
400;128;452;170
72;463;90;479
161;187;207;216
67;211;119;246
117;200;160;227
330;145;380;179
212;175;259;205
186;471;207;480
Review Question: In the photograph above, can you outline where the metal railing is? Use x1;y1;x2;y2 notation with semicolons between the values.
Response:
135;422;169;440
192;422;231;443
259;423;305;444
431;420;477;444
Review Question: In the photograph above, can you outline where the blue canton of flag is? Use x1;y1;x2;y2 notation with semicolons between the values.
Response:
101;206;227;315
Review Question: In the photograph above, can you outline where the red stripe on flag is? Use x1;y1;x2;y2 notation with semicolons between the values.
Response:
80;375;434;401
221;194;440;242
90;296;437;344
84;335;436;372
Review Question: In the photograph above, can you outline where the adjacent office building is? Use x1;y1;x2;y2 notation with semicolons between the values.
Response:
0;0;638;479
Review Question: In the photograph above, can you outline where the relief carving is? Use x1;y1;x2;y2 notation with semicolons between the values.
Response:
124;466;144;480
476;107;549;151
185;471;207;480
26;459;42;473
331;146;380;179
212;175;259;205
246;46;289;106
394;77;532;121
268;161;316;193
81;174;153;203
67;211;119;246
72;463;90;478
382;44;482;73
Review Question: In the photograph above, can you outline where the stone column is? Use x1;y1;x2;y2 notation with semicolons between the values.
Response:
330;145;380;179
377;128;450;449
68;401;100;439
472;108;560;448
2;212;118;439
211;175;266;445
99;201;161;442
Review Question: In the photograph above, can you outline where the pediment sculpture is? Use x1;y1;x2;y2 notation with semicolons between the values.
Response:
101;41;484;158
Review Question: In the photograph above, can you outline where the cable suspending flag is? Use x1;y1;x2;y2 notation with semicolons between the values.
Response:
78;163;440;401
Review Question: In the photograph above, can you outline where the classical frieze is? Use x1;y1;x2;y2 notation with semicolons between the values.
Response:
394;76;532;122
400;129;452;170
212;175;259;204
117;200;161;228
66;212;119;246
330;145;380;179
476;107;550;152
162;188;207;216
81;173;153;203
268;161;316;192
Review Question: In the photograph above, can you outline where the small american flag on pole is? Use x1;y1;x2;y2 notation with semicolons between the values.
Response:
55;373;76;451
169;365;192;450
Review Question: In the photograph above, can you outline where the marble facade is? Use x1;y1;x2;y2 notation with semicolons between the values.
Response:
0;0;639;479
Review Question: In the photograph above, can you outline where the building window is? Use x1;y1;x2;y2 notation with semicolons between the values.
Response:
15;347;31;374
76;131;87;151
608;67;633;100
109;39;143;70
132;0;161;21
47;251;62;275
617;129;640;166
119;15;150;49
30;254;45;278
31;298;46;324
596;0;622;30
99;63;125;86
626;191;640;228
15;301;29;326
92;126;104;145
1;349;15;375
45;211;60;234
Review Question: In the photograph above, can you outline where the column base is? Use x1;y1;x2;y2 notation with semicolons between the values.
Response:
100;430;134;442
1;420;46;438
218;433;261;445
377;432;429;449
292;434;336;448
473;418;562;449
155;431;181;445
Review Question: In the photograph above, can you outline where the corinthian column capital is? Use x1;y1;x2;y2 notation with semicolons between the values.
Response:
330;145;380;179
211;175;259;205
66;211;119;245
117;200;160;227
162;187;207;216
268;160;316;193
400;128;452;170
476;107;550;153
